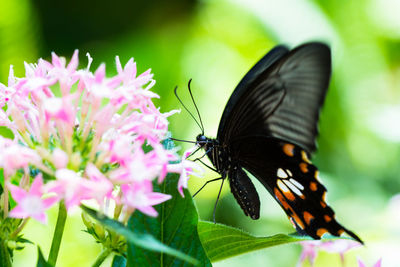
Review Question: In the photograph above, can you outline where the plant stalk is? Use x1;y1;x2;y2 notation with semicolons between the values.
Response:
0;239;12;267
48;202;67;266
91;248;112;267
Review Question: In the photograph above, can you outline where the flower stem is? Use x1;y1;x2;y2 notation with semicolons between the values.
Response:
3;185;9;219
48;202;67;266
0;239;12;267
91;248;112;267
11;218;30;238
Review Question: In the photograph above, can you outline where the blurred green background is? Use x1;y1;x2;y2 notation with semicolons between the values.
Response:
1;0;399;266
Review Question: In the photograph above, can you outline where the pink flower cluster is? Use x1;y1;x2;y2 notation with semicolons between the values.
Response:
298;239;381;267
0;51;202;224
297;239;361;266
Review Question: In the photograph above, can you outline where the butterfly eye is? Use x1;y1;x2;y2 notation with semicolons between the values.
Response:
196;134;208;144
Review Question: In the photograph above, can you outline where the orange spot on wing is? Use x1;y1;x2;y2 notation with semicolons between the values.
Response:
299;162;308;173
316;228;328;238
301;150;311;163
274;188;291;210
291;214;305;230
283;190;296;201
337;229;345;235
320;201;327;208
283;144;295;157
324;215;332;222
303;211;314;225
275;188;306;231
310;182;318;191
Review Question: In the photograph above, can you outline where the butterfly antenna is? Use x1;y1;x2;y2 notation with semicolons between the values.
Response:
187;79;205;134
174;86;203;133
169;137;197;144
213;177;226;223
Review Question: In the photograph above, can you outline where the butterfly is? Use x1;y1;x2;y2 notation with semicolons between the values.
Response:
175;42;362;243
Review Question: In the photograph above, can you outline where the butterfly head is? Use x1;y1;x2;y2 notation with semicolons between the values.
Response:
196;134;209;148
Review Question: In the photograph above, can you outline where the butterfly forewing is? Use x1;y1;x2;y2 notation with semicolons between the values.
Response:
218;43;331;154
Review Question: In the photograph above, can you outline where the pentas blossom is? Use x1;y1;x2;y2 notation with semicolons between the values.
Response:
121;180;171;217
358;258;382;267
0;51;202;224
8;174;57;224
168;146;204;197
297;239;361;267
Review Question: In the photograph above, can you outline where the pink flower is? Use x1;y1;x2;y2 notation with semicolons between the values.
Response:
8;174;58;224
0;50;202;224
319;239;361;261
52;148;68;169
85;164;114;205
43;96;76;126
167;146;204;197
46;169;93;210
358;258;382;267
121;180;171;217
297;239;361;267
0;137;40;177
109;147;170;183
297;241;320;266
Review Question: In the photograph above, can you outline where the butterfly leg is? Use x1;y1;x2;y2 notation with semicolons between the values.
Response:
194;158;218;172
186;146;202;158
192;177;223;197
213;176;226;223
192;146;213;161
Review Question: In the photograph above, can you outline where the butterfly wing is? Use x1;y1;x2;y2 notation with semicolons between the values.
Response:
217;42;331;154
230;136;363;243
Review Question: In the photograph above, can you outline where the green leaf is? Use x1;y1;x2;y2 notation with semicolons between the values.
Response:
81;206;198;266
16;236;34;245
112;255;127;267
197;221;312;262
0;126;14;139
127;172;211;267
36;247;54;267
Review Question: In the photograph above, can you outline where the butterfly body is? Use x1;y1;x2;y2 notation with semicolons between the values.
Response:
194;42;363;243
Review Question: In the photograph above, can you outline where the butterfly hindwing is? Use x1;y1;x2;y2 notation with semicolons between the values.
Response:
230;136;362;243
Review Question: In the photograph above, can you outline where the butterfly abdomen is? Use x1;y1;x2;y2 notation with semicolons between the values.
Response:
229;167;260;219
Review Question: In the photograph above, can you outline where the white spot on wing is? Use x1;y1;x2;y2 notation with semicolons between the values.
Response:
277;168;288;179
277;180;289;192
286;169;293;177
283;179;303;196
289;178;304;190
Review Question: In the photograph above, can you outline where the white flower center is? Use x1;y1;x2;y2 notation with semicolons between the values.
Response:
22;196;43;215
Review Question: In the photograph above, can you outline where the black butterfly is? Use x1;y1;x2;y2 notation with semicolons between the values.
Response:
176;42;362;243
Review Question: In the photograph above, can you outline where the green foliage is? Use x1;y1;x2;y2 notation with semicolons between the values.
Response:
0;127;14;139
127;173;211;267
36;247;53;267
111;255;127;267
0;239;12;267
0;0;399;265
198;221;311;262
82;204;200;266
